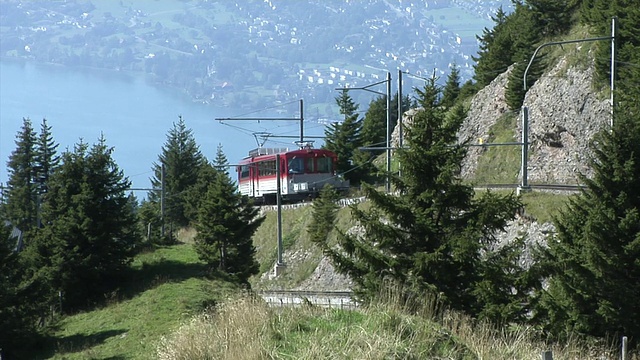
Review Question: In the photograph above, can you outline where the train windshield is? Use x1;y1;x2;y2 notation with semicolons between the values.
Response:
317;157;332;173
287;154;333;174
288;158;304;173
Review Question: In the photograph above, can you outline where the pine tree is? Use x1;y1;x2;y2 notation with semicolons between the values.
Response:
441;64;461;109
308;184;339;246
33;118;59;197
4;118;38;233
360;95;387;152
322;77;525;321
193;147;264;285
150;116;206;228
360;93;409;150
212;143;229;171
184;144;226;225
581;0;640;86
528;0;578;36
335;89;359;117
505;6;545;111
0;221;37;355
472;6;512;87
23;137;140;310
324;91;364;185
533;108;640;339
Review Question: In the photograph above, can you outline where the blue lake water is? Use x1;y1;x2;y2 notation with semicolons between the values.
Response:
0;60;319;194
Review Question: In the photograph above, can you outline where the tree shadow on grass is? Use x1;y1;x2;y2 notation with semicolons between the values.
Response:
118;258;210;300
33;329;128;359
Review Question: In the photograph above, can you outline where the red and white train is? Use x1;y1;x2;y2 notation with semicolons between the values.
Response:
237;146;349;204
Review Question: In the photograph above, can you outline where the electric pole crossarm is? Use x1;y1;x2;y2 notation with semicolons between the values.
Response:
216;117;300;121
215;100;305;144
524;35;613;91
335;78;389;96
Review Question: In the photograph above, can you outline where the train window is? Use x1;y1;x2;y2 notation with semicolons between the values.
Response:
258;160;276;176
306;158;315;173
317;157;332;173
288;157;304;173
240;165;250;178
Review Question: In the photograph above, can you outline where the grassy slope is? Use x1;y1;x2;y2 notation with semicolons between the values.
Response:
250;204;353;290
471;111;521;185
37;244;240;359
156;291;627;360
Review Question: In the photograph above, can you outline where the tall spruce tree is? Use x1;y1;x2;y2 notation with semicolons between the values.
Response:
23;137;139;311
528;0;578;36
472;6;512;87
33;118;59;197
184;143;225;224
150;116;205;227
505;5;545;111
0;221;40;356
4;118;38;233
308;184;340;246
360;93;411;151
581;0;640;86
360;95;387;155
193;146;263;285
321;77;526;321
533;107;640;339
358;93;412;185
441;64;461;109
324;90;364;185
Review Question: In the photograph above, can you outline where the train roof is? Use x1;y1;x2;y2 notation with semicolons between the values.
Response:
239;147;335;163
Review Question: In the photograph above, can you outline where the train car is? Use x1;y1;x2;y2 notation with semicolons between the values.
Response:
237;145;349;204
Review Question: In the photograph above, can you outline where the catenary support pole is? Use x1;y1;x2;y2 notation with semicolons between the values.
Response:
398;69;403;149
276;155;283;266
160;163;165;238
610;16;616;126
520;107;529;190
299;99;304;144
398;70;403;179
386;71;392;193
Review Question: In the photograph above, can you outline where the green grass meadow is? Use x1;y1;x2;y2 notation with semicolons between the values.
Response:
36;244;240;359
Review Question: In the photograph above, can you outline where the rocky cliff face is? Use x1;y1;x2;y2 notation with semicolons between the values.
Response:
521;56;611;184
458;54;611;184
394;54;611;185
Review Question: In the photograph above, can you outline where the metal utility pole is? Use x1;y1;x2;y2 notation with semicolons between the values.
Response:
521;107;529;190
335;71;392;192
610;16;617;124
520;18;616;191
385;71;392;193
160;163;165;238
398;70;403;149
275;155;284;270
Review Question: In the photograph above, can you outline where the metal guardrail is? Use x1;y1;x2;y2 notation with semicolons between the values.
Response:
259;290;358;309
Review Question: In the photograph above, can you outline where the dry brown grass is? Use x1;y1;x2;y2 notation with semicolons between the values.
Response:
156;288;636;360
156;294;275;360
175;227;197;244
